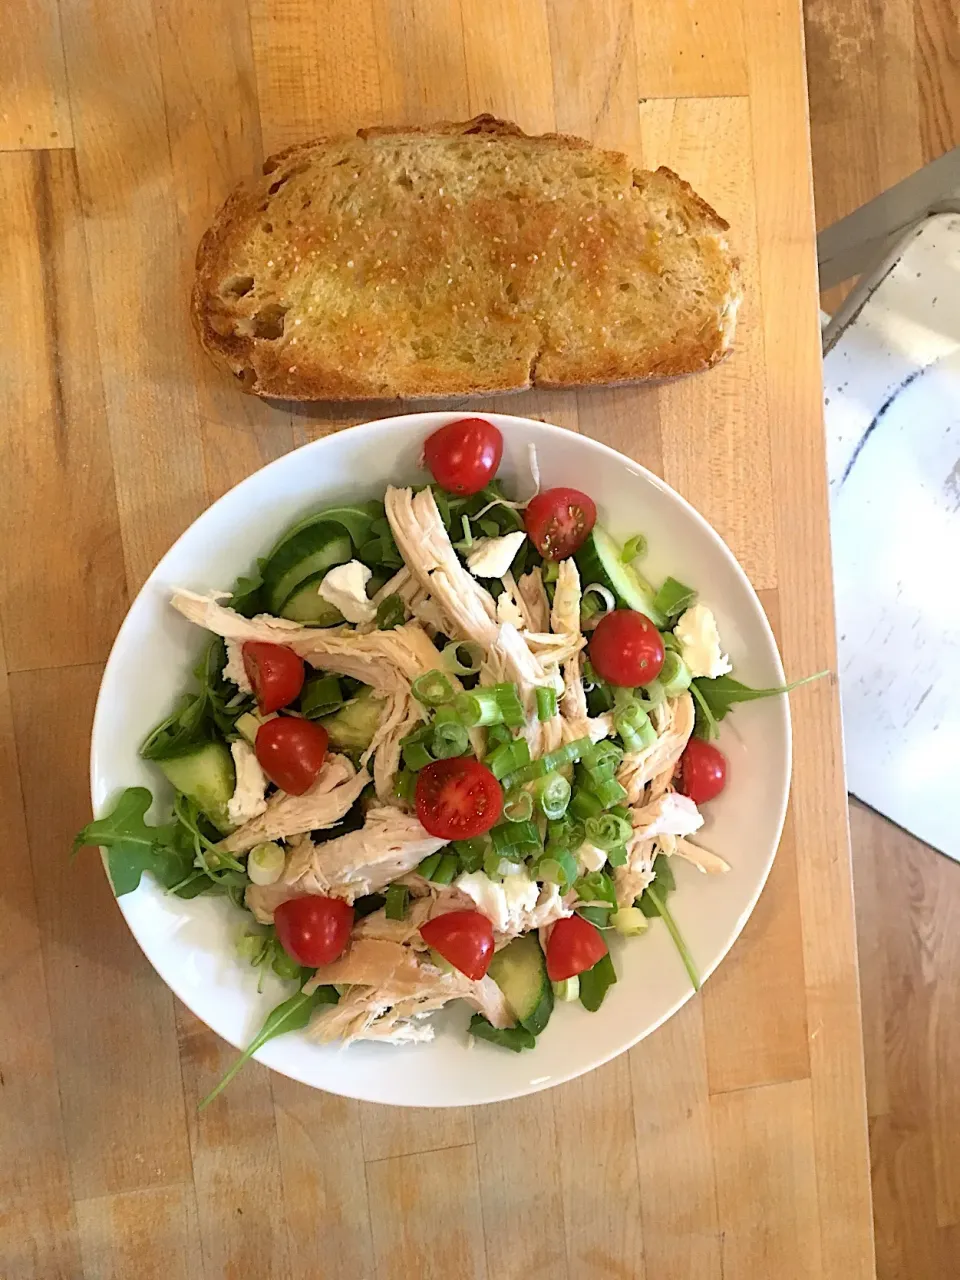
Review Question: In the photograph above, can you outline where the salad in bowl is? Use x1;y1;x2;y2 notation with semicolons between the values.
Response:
77;415;808;1106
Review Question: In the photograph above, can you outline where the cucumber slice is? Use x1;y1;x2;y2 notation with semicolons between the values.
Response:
488;932;554;1035
319;687;385;751
575;526;666;627
279;575;344;625
263;525;352;614
157;741;236;833
267;501;384;559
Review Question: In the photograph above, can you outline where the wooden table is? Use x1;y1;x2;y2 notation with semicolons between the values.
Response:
1;2;876;1277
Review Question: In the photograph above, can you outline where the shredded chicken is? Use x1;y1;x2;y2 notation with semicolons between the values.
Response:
220;754;367;853
546;559;613;745
301;938;513;1043
171;589;443;695
617;692;695;804
385;487;498;648
614;836;657;907
360;690;426;803
517;567;550;633
481;622;564;757
244;807;447;921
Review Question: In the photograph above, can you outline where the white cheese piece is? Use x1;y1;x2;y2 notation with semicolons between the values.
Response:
632;792;704;840
455;871;509;932
466;531;527;579
501;868;541;920
318;559;376;625
227;739;269;827
496;591;527;630
577;842;608;873
673;604;732;679
223;640;253;693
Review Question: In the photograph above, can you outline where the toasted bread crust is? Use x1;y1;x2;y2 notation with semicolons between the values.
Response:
193;115;741;401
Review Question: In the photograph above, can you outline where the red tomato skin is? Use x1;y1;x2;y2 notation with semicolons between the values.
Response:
546;915;608;982
415;758;503;840
524;487;597;560
420;910;495;981
423;418;503;495
242;641;305;714
678;739;728;804
274;896;354;967
588;609;665;687
255;717;329;795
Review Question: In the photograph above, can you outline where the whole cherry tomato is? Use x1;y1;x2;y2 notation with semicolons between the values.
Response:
423;418;503;495
678;739;728;804
255;717;328;794
588;609;665;687
274;896;354;967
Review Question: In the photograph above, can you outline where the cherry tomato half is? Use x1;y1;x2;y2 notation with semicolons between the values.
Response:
678;739;727;804
242;640;305;714
423;418;503;496
415;758;503;840
524;487;597;560
420;910;495;981
545;915;608;982
589;609;665;687
274;895;354;967
255;717;328;795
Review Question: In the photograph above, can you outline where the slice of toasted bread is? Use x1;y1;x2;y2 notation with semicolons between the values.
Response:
193;115;741;401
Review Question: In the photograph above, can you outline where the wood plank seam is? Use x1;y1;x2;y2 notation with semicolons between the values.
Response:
363;1140;478;1167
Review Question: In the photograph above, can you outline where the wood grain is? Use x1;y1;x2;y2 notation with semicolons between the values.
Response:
0;0;72;149
0;150;127;672
0;2;881;1277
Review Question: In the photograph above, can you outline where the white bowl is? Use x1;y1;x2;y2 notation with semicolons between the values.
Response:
91;411;790;1107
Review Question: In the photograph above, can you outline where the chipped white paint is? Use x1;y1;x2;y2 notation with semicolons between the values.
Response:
825;213;960;861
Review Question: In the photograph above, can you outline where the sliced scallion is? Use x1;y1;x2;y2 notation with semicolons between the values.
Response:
584;811;633;851
411;669;455;707
621;533;647;564
659;650;692;696
491;820;541;855
299;674;344;718
376;594;405;630
530;771;571;820
431;852;459;885
653;576;697;619
443;640;484;676
385;884;409;920
570;788;604;820
535;686;557;722
432;719;469;759
416;851;443;880
402;740;435;772
501;737;591;791
503;791;534;823
486;737;531;781
455;683;524;728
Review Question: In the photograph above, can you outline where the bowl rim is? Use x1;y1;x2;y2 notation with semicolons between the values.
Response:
90;410;791;1105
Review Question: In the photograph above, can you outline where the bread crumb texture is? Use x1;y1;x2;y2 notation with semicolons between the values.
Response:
193;116;742;400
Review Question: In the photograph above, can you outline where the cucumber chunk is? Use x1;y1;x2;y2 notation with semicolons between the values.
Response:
279;575;345;625
157;741;236;833
319;687;385;751
575;526;666;627
488;932;554;1035
263;524;352;614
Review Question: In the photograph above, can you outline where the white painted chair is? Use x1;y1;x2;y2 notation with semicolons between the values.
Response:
819;147;960;862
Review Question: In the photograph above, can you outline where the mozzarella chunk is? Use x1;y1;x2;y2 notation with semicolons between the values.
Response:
466;531;527;579
227;740;269;827
223;639;253;693
673;604;732;679
456;871;510;932
319;559;377;625
632;792;704;840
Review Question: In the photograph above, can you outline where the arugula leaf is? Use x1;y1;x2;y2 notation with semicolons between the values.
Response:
468;1013;536;1053
578;952;617;1012
229;558;267;617
691;672;828;740
637;854;698;991
73;788;194;896
198;983;339;1110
